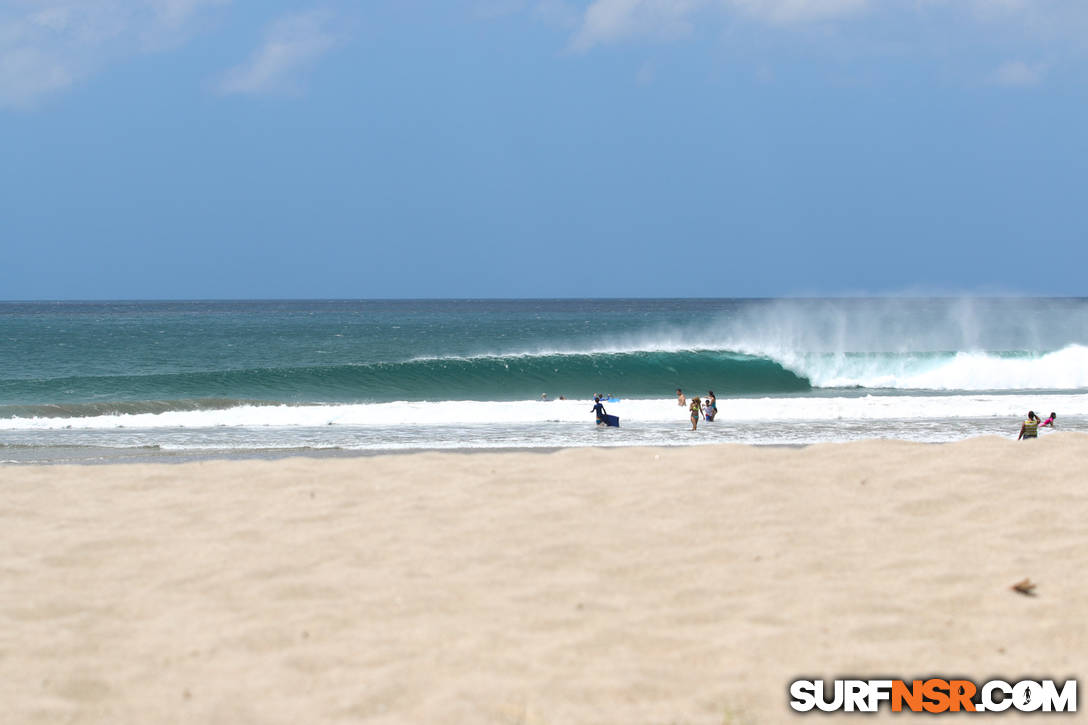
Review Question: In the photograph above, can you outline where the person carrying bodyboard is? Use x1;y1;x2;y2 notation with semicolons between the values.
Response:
592;396;607;425
592;396;620;427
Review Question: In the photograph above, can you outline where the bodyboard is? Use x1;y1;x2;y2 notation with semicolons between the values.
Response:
605;414;620;427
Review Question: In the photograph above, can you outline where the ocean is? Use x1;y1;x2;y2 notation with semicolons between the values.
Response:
1;298;1085;463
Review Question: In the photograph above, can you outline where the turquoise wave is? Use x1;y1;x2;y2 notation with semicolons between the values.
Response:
0;351;810;413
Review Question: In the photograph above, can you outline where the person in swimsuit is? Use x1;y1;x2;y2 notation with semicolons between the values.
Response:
592;396;608;426
705;391;717;421
690;397;701;430
1018;411;1039;440
1041;412;1056;427
676;388;686;407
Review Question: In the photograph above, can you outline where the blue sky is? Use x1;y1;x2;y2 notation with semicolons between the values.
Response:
2;0;1086;299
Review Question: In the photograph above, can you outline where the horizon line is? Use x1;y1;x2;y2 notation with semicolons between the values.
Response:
1;294;1083;304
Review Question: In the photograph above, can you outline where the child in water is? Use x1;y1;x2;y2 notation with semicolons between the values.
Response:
592;396;608;426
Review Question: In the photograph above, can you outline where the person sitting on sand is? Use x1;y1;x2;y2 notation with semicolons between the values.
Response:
1018;411;1039;440
1041;412;1056;427
592;396;608;426
689;397;701;431
677;388;686;407
705;391;717;422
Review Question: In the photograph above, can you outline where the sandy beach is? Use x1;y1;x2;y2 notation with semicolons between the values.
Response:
2;435;1084;723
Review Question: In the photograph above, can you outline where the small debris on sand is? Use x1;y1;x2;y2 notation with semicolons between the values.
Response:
1011;578;1036;597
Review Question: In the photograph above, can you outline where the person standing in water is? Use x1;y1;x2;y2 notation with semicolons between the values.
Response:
705;391;717;421
676;388;686;407
1018;411;1039;440
689;397;701;431
592;396;608;426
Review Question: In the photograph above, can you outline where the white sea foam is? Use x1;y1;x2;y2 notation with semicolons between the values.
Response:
777;345;1088;390
2;393;1085;431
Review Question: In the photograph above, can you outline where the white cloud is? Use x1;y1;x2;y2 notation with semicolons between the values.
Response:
569;0;870;50
216;11;339;96
570;0;710;51
563;0;1088;79
0;0;226;109
728;0;867;24
0;45;73;105
990;59;1047;87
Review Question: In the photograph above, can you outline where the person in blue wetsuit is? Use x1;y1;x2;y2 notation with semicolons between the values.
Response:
592;396;608;426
